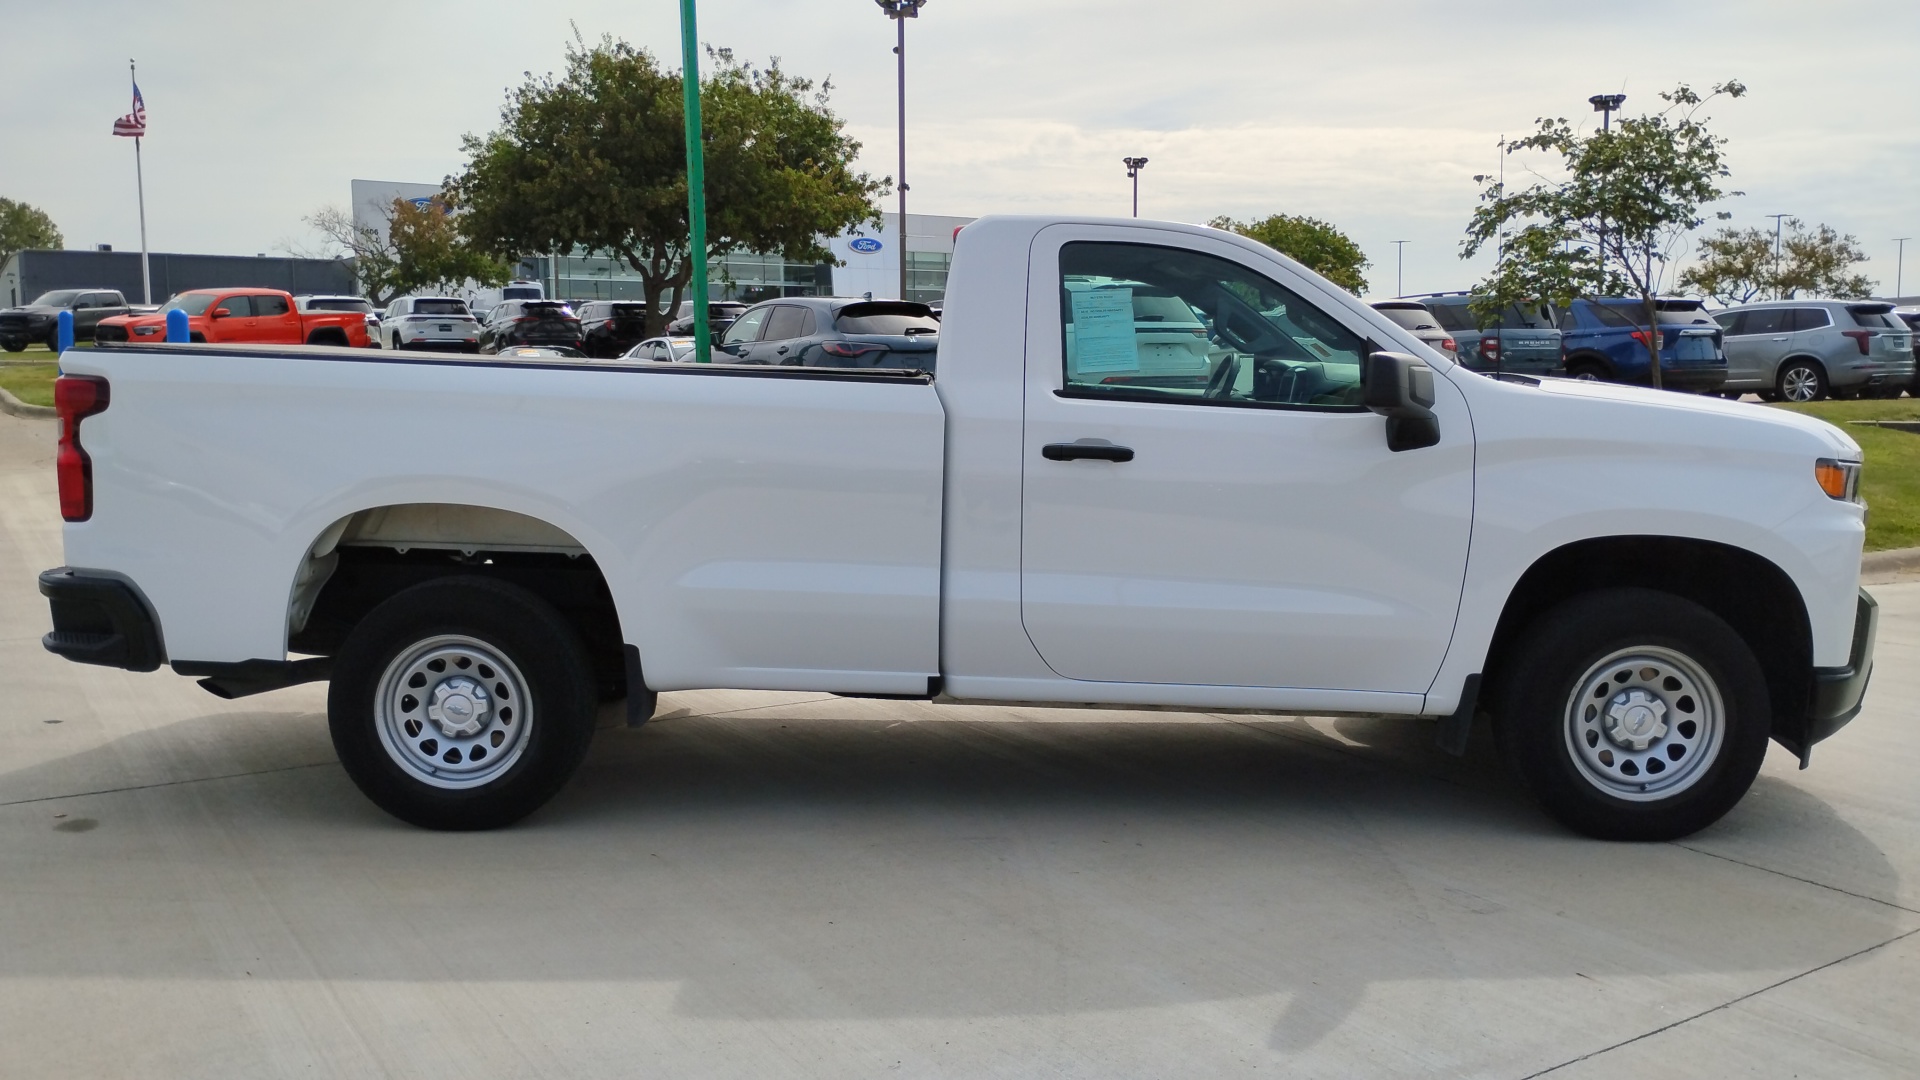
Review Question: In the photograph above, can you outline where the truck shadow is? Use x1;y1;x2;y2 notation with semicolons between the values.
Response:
0;695;1905;1056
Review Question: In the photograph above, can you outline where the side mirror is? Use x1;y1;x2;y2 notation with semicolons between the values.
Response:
210;307;231;319
1364;351;1441;452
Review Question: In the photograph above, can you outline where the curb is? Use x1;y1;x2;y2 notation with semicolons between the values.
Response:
1863;546;1920;575
0;386;55;420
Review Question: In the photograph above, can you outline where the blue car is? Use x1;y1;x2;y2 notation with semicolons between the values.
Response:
1556;298;1727;392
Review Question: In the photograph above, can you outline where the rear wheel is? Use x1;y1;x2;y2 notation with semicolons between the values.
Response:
1492;588;1770;841
46;327;62;351
1776;360;1827;403
1567;360;1607;382
328;577;598;830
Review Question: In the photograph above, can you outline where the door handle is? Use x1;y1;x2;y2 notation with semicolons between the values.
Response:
1043;441;1134;462
1770;336;1788;341
776;345;789;354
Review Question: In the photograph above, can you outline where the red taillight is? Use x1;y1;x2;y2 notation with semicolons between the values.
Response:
821;340;888;358
1840;329;1873;355
1629;330;1649;345
1479;336;1500;359
1439;337;1456;353
55;375;110;522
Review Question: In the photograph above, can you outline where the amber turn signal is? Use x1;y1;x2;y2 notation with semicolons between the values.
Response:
1814;458;1860;502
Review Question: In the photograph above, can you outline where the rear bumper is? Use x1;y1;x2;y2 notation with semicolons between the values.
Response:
39;567;165;671
1779;589;1877;766
1655;365;1728;390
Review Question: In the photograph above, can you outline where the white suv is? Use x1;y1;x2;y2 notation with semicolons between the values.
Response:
382;297;479;353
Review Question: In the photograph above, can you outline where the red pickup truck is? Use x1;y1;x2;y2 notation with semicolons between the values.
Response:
94;288;372;348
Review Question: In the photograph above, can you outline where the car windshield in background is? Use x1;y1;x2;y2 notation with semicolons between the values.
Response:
523;303;574;318
1375;306;1438;331
28;290;85;307
414;299;468;316
161;293;218;316
307;298;373;312
607;304;649;320
501;287;542;301
836;303;940;335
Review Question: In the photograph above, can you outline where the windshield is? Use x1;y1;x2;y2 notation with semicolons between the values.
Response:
522;302;575;319
1499;303;1555;330
161;293;218;316
1426;302;1478;333
413;299;468;316
305;298;372;312
501;286;542;300
28;290;84;307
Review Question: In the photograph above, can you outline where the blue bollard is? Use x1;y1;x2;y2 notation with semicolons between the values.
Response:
166;308;189;343
56;310;74;354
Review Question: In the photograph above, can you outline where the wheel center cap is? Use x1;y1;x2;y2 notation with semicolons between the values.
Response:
1605;688;1669;751
426;677;492;739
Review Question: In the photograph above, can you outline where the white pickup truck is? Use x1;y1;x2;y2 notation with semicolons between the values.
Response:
40;216;1877;840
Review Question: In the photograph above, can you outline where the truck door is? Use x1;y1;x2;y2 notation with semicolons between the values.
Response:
251;293;299;343
1018;226;1474;693
207;294;254;342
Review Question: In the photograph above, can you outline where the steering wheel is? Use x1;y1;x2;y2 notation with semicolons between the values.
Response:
1204;354;1241;400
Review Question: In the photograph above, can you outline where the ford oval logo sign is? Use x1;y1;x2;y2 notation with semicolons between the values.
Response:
849;237;883;254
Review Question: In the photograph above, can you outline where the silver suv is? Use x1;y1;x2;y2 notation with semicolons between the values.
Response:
1714;300;1916;401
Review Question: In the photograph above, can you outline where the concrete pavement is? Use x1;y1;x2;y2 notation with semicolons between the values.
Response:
1;410;1915;1078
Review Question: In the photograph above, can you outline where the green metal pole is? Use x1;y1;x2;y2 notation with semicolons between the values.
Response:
680;0;711;362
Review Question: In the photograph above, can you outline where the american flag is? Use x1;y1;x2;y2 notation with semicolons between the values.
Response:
112;83;146;137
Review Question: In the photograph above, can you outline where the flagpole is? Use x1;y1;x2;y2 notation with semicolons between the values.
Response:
131;58;151;305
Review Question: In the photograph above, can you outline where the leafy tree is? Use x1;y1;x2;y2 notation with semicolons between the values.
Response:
1678;219;1874;303
293;197;509;307
452;37;885;336
1676;226;1774;305
0;197;63;265
1210;214;1370;294
1464;80;1746;388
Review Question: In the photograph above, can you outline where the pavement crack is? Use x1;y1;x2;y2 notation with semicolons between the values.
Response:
1670;842;1920;916
0;760;337;808
1518;927;1920;1079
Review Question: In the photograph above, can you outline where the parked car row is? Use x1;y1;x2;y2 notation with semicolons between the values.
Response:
1368;294;1917;401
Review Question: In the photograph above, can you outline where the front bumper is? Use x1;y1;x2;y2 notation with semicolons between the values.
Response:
1780;589;1877;766
39;568;165;672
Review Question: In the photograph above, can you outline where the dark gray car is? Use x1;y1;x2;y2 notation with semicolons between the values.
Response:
0;289;132;351
716;297;939;371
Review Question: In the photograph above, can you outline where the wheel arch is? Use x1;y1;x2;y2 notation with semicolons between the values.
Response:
1563;350;1617;379
285;502;627;695
1481;535;1812;754
306;327;351;347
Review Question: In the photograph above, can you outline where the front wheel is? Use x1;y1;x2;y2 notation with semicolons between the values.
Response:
328;576;598;830
1492;588;1770;841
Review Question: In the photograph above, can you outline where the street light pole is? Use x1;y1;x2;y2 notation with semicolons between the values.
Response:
1391;240;1408;297
877;0;925;301
1588;94;1625;287
1123;157;1148;218
1894;237;1911;299
679;0;711;362
1767;213;1790;299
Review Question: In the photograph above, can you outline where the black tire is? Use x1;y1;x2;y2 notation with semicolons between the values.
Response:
1565;360;1608;382
328;576;598;830
1775;359;1828;403
0;338;24;353
1491;588;1771;841
391;333;405;351
47;327;63;352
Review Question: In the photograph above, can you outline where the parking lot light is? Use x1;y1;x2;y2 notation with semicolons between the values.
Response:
1123;157;1148;218
877;0;926;301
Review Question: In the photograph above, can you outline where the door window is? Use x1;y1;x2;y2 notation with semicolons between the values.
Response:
762;305;810;341
1059;242;1367;410
1789;308;1832;331
216;296;254;318
1738;309;1788;335
721;307;770;345
253;294;290;317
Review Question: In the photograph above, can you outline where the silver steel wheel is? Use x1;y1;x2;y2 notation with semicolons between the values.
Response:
1563;646;1724;802
1780;365;1820;402
374;634;534;790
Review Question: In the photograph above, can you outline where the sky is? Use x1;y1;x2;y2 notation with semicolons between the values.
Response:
5;0;1918;299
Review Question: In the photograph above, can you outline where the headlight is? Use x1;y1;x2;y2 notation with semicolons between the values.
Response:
1815;458;1862;502
133;325;161;336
